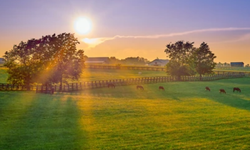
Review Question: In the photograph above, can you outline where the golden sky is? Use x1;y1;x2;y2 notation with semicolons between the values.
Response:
1;0;250;64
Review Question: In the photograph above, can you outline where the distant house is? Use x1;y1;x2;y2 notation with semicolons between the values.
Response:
230;62;244;67
0;58;5;64
148;58;169;66
85;57;110;64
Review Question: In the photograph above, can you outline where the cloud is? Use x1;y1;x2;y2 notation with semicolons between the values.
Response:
82;27;250;48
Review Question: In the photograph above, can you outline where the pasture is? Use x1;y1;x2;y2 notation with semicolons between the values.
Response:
215;67;250;72
1;78;250;149
0;67;8;83
0;67;167;83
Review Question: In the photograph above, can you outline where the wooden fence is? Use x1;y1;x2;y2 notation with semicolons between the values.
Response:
86;64;166;71
0;71;247;93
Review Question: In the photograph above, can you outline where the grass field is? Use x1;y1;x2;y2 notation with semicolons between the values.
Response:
1;66;250;83
1;77;250;149
214;67;250;72
0;67;167;83
0;67;8;83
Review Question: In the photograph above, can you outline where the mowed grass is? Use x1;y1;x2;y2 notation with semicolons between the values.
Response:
0;67;8;83
1;78;250;149
0;67;166;83
77;68;167;82
214;67;250;72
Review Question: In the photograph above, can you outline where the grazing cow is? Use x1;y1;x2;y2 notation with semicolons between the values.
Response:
219;89;226;94
159;86;165;90
136;85;144;90
107;83;115;88
205;87;211;91
233;87;241;92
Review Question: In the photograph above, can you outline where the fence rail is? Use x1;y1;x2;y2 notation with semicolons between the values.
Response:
0;71;247;93
86;64;166;71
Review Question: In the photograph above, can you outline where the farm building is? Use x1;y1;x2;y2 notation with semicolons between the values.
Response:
0;58;5;64
148;58;169;66
230;62;244;67
85;57;110;64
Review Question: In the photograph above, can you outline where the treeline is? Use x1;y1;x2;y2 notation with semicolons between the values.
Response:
108;56;150;65
3;33;85;90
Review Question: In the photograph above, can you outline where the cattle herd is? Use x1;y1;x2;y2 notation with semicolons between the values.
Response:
206;86;241;94
107;83;165;91
107;83;241;94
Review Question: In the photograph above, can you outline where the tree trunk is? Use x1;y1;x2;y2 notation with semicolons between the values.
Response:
59;74;63;91
200;74;202;81
177;76;181;81
26;79;31;91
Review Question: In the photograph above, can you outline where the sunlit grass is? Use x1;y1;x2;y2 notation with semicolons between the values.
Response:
214;67;250;72
1;78;250;149
78;68;167;82
0;67;8;83
0;67;166;83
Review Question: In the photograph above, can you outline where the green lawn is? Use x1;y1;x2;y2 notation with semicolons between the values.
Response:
1;78;250;149
0;67;167;83
0;67;8;83
78;68;167;81
215;67;250;72
2;66;250;83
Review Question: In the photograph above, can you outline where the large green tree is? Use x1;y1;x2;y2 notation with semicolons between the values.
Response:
4;39;43;89
190;42;216;80
164;41;195;80
40;33;85;90
4;33;85;90
164;41;216;80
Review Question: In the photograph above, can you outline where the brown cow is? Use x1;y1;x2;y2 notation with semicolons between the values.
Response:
159;86;165;90
219;89;226;94
233;87;241;92
107;83;115;88
205;87;210;91
136;85;144;90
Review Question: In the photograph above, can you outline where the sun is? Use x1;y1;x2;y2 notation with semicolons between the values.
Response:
74;17;92;34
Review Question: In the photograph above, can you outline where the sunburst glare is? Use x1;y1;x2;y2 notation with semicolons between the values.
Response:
74;17;92;34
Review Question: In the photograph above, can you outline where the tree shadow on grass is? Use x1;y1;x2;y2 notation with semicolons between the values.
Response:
0;94;87;150
208;93;250;112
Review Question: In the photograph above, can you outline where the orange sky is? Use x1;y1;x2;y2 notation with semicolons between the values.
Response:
1;0;250;64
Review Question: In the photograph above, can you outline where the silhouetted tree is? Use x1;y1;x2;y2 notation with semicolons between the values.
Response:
4;33;85;90
189;42;216;80
4;39;42;89
164;41;195;80
120;57;149;65
38;33;85;90
109;57;120;64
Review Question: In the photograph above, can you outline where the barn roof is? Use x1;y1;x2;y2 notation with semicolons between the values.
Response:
230;62;244;64
149;58;169;64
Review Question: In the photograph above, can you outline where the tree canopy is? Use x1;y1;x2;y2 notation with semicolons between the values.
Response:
164;41;196;79
190;42;216;79
4;33;85;90
164;41;216;80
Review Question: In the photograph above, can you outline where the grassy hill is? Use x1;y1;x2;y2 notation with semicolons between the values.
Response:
1;78;250;149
